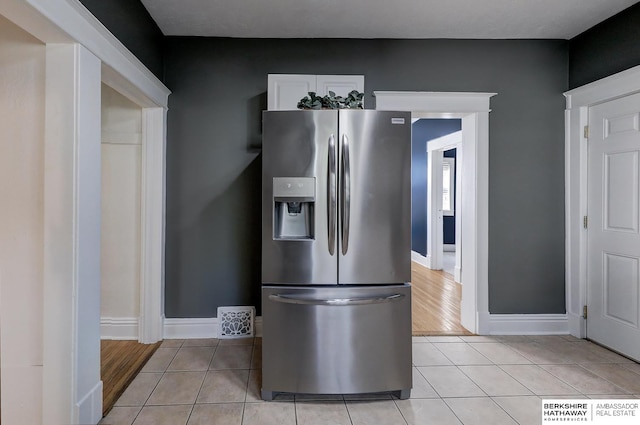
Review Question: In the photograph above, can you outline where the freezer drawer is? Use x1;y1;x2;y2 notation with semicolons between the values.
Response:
261;284;412;399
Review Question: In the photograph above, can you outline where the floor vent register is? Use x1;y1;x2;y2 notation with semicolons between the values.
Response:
217;306;255;339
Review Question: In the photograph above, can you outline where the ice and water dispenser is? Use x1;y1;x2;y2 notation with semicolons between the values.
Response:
273;177;315;240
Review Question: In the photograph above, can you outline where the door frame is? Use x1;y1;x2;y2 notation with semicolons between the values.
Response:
564;64;640;338
426;130;462;282
375;91;495;334
102;70;167;344
1;0;170;422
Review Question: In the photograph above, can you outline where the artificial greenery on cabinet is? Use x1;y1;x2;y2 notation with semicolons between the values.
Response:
297;90;364;110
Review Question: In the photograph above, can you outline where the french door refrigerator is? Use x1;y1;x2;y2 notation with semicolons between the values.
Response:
261;109;412;400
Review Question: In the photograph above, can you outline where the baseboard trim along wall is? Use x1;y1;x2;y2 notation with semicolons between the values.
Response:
163;317;264;339
411;250;430;268
482;313;569;335
100;317;139;340
102;316;267;341
160;314;568;339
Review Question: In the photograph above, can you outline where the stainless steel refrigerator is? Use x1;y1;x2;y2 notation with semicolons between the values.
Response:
261;109;412;400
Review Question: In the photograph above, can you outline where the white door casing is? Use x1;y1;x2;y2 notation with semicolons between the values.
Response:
565;64;640;340
426;131;462;281
587;92;640;361
428;147;444;270
374;91;495;334
0;0;170;422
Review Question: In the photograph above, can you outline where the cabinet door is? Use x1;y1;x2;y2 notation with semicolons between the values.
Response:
267;74;365;110
267;74;316;110
317;75;365;106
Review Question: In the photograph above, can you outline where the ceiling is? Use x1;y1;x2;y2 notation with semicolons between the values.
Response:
139;0;638;39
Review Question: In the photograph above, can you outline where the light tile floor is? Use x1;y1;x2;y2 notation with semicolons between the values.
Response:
101;335;640;425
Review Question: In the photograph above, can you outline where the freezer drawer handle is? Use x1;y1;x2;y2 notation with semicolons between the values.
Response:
269;293;404;306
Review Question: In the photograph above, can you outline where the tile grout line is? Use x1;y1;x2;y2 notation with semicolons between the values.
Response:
441;397;473;425
545;363;631;396
450;360;526;423
343;397;355;425
143;340;181;408
187;348;213;419
432;340;494;367
489;394;538;425
390;397;410;425
577;362;639;395
127;339;184;424
239;340;253;425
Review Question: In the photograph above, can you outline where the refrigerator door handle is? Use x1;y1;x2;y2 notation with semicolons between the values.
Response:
268;293;404;306
328;134;337;255
341;134;351;255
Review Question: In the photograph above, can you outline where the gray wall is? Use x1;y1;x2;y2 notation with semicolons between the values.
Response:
569;2;640;89
79;0;164;79
163;38;568;317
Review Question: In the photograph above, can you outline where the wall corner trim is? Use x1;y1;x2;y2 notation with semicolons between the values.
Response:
75;380;102;425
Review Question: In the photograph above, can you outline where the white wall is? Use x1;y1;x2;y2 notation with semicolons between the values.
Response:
101;85;142;330
0;13;46;424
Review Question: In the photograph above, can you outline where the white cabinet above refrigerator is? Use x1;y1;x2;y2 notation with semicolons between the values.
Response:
267;74;364;110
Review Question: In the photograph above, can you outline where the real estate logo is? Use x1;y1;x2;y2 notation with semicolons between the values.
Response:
542;399;639;424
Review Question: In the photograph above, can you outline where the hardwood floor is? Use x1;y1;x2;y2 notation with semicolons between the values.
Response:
411;260;473;336
101;339;161;416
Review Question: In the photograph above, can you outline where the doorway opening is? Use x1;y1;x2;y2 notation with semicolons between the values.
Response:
99;81;166;413
424;126;462;282
409;119;465;335
375;91;495;335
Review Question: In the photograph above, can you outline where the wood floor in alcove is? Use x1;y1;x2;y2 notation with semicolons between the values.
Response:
101;339;162;416
411;260;473;336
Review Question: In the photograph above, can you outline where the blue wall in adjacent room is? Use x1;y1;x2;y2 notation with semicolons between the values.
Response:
410;119;461;257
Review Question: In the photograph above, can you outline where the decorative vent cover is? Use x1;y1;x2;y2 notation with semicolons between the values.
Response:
217;306;255;339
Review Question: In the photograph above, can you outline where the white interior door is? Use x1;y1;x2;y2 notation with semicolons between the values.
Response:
587;92;640;361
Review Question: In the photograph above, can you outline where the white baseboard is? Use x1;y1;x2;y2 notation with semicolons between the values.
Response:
163;316;263;339
254;316;263;337
101;317;139;340
163;317;218;339
163;314;567;339
454;266;462;283
411;250;431;268
76;380;102;425
484;313;569;335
